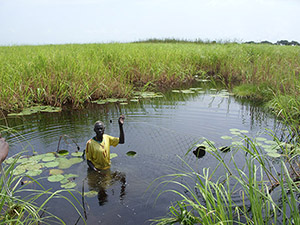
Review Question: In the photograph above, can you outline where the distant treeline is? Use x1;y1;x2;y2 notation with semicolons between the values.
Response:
136;38;300;46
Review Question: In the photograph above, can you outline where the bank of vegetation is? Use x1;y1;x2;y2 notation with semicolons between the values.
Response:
0;42;299;121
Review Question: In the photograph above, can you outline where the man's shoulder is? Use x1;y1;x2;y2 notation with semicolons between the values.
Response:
86;138;93;144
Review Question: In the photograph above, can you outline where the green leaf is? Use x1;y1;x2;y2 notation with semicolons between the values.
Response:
42;156;56;162
26;170;43;177
61;182;77;189
84;191;98;198
57;150;69;156
48;174;64;182
44;161;59;168
110;153;118;159
221;135;232;140
49;169;64;175
267;152;281;158
71;152;83;157
126;151;137;157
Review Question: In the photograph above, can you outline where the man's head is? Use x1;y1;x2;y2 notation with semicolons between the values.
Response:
94;121;105;137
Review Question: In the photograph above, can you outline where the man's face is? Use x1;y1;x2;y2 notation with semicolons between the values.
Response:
94;123;105;136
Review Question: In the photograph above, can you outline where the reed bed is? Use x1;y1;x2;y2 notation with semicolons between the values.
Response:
0;43;299;118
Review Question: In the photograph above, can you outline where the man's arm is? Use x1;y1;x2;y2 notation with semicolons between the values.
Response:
118;115;125;144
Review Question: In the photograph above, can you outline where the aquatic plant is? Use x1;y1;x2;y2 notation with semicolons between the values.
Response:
0;155;86;224
149;130;300;224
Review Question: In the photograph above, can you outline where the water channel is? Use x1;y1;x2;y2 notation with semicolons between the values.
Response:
2;85;283;224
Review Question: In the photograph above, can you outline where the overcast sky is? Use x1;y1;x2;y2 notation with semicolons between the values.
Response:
0;0;299;46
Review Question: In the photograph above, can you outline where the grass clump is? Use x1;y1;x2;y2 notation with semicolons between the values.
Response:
150;132;300;225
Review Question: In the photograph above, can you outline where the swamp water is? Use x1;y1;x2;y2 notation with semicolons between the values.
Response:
2;87;283;224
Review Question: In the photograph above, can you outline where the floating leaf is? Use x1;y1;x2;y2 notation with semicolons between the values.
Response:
44;161;59;168
57;150;69;156
181;90;195;94
69;157;83;164
4;157;16;164
110;153;118;159
42;156;56;162
26;170;42;177
221;135;232;140
48;174;64;182
256;137;267;142
267;152;281;158
71;152;83;157
126;151;136;157
13;168;26;176
231;131;241;136
264;140;277;145
229;128;240;132
84;191;98;198
240;130;249;133
61;182;77;189
232;141;243;146
171;90;180;93
64;173;79;179
49;169;64;175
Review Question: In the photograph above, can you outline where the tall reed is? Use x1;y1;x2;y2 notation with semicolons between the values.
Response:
1;43;299;118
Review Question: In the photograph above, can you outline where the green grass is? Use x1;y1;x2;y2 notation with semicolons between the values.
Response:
149;131;300;224
0;42;299;120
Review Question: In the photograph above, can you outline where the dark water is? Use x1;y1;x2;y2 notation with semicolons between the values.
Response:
1;87;282;224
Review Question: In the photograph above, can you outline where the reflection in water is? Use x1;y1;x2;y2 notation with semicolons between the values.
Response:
87;168;126;206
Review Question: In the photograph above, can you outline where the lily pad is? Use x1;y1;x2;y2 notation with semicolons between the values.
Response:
4;157;16;164
221;135;232;140
267;152;281;158
84;191;98;198
48;174;64;182
13;168;26;176
69;157;83;164
126;151;137;157
110;153;118;159
8;106;61;116
26;170;43;177
42;156;56;162
264;140;277;145
231;131;241;136
71;152;83;157
231;141;243;146
256;137;267;142
61;182;77;189
240;130;249;134
181;90;195;94
172;90;180;93
49;169;64;175
57;150;69;156
229;128;240;132
44;161;59;168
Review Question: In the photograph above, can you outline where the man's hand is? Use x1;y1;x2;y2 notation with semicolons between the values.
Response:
118;115;125;125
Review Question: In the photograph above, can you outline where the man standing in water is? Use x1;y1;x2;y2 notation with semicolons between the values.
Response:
85;115;125;171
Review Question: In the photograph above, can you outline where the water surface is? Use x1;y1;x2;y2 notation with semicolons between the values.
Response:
2;87;281;224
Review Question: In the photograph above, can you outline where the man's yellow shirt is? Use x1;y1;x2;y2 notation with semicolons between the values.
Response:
85;134;119;170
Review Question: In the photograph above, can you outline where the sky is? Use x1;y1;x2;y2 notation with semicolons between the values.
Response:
0;0;299;46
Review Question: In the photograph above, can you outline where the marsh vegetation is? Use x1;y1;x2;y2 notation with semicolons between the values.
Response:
1;42;300;224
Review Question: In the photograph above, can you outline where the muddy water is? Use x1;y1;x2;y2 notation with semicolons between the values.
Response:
2;87;282;224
